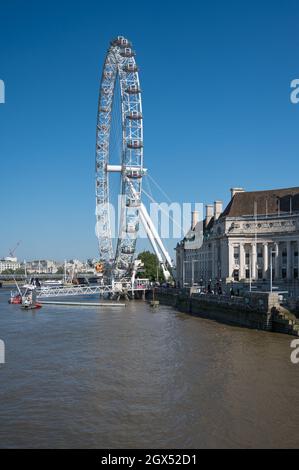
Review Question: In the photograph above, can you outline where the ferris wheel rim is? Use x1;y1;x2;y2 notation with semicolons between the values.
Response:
95;36;144;279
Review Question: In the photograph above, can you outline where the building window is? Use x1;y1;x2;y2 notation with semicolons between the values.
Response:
234;247;239;261
282;268;287;279
245;269;250;279
258;269;263;279
294;269;298;280
233;269;239;281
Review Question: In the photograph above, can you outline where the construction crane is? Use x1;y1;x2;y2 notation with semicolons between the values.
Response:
8;240;21;258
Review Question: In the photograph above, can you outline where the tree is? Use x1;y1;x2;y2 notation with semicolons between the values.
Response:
14;268;25;275
136;251;164;282
1;269;14;274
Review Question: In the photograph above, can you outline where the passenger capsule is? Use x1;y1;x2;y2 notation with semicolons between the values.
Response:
103;71;113;79
111;36;131;47
97;124;108;132
126;198;140;208
127;111;143;120
111;35;125;45
127;140;143;149
120;47;135;58
101;87;110;95
123;63;138;73
121;246;135;254
125;84;141;94
125;168;145;179
126;222;139;233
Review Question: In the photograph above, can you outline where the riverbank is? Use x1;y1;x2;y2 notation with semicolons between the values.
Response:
155;288;299;337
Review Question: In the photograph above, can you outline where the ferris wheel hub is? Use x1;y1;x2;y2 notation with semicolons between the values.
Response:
106;164;147;176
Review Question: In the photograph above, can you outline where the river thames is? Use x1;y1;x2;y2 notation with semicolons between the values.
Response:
0;289;298;448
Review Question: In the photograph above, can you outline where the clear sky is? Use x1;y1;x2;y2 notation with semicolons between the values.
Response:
0;0;299;261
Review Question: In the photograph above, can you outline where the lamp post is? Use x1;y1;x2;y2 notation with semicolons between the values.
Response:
249;253;252;292
249;250;258;292
269;248;276;293
64;260;67;284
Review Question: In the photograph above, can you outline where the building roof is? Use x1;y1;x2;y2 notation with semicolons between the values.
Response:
222;187;299;218
178;220;203;250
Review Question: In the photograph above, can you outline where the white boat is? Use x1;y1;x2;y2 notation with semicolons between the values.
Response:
43;280;63;285
41;280;64;290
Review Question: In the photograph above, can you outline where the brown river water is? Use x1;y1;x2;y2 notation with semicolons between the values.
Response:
0;289;298;448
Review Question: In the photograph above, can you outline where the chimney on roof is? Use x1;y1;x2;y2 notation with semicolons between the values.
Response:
191;210;199;230
205;204;214;227
230;187;245;199
214;201;223;220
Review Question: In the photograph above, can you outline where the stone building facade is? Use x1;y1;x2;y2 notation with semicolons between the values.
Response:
0;258;20;273
176;187;299;287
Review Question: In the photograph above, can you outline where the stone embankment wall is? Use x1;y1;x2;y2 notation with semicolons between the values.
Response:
154;289;299;336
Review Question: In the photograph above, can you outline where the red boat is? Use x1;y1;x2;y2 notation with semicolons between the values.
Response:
8;293;22;304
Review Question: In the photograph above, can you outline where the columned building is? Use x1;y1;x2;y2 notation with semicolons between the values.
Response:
176;187;299;287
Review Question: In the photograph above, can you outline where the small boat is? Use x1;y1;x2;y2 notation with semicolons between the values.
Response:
42;280;63;288
21;303;42;310
9;293;22;304
9;279;26;304
9;279;41;309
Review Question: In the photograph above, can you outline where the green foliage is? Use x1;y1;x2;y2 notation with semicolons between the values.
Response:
136;251;163;282
56;266;65;274
14;268;26;274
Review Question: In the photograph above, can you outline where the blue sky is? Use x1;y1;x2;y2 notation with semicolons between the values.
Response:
0;0;299;261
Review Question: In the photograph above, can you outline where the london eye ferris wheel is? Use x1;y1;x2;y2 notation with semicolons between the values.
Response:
95;36;172;281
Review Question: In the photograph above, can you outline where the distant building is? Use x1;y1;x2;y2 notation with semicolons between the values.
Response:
176;187;299;287
23;259;94;276
0;259;20;273
26;260;59;274
64;260;94;275
4;256;18;263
